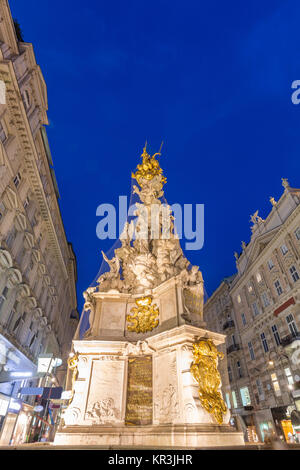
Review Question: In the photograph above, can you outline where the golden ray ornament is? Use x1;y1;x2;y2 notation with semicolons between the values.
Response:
190;339;227;425
127;296;159;333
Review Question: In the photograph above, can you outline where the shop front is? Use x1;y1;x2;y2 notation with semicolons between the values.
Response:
271;405;298;443
9;402;33;445
241;413;259;442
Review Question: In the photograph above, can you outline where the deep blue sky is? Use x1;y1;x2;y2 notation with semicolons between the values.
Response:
10;0;300;312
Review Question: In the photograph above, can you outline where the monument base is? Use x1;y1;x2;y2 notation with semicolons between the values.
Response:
54;424;244;448
54;325;244;448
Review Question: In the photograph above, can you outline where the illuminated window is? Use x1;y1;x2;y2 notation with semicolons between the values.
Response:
225;393;231;409
240;387;251;406
271;373;281;396
232;391;238;408
248;284;253;293
284;368;294;386
237;295;241;304
256;272;262;283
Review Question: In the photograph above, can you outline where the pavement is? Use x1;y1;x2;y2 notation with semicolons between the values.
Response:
0;442;300;450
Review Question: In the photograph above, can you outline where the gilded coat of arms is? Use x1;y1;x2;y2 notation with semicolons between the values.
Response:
127;296;159;333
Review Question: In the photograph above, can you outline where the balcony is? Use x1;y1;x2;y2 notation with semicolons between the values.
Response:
280;332;300;348
227;344;240;355
223;320;235;331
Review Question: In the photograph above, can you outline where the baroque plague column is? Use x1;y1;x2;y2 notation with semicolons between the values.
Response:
54;146;244;447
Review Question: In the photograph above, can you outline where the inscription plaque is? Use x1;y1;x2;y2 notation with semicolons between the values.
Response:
125;355;153;425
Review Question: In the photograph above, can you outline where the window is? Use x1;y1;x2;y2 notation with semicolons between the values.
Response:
281;244;288;255
237;361;243;378
248;341;255;360
13;172;21;188
290;265;299;283
260;332;269;353
274;280;283;296
256;272;262;283
228;366;232;382
286;314;298;336
256;379;264;399
23;197;29;209
261;292;270;307
237;294;241;304
284;368;294;385
248;284;253;293
240;387;251;406
252;302;260;316
271;324;281;346
295;227;300;240
225;393;231;409
241;313;246;326
268;259;274;270
232;391;238;408
271;373;281;396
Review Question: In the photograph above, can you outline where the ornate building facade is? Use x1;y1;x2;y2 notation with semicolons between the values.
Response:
204;179;300;443
0;0;78;444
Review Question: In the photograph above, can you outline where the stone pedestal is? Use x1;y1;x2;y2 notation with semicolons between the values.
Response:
54;325;244;447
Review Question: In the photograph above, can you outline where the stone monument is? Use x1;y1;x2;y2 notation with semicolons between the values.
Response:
54;145;244;447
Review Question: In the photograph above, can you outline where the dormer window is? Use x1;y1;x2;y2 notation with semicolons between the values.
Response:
281;244;288;255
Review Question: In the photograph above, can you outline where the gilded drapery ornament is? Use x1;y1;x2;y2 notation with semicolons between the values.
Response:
67;352;79;405
127;296;159;333
190;339;227;425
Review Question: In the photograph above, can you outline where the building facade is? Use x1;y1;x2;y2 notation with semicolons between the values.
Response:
0;0;78;444
204;179;300;443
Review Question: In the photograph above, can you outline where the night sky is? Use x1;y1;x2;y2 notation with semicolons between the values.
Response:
10;0;300;312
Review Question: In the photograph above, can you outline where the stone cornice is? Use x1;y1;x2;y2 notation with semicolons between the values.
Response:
0;60;68;278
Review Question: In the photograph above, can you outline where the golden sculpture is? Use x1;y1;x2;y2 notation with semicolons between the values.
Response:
127;296;159;333
190;339;227;425
67;352;79;405
132;144;167;186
